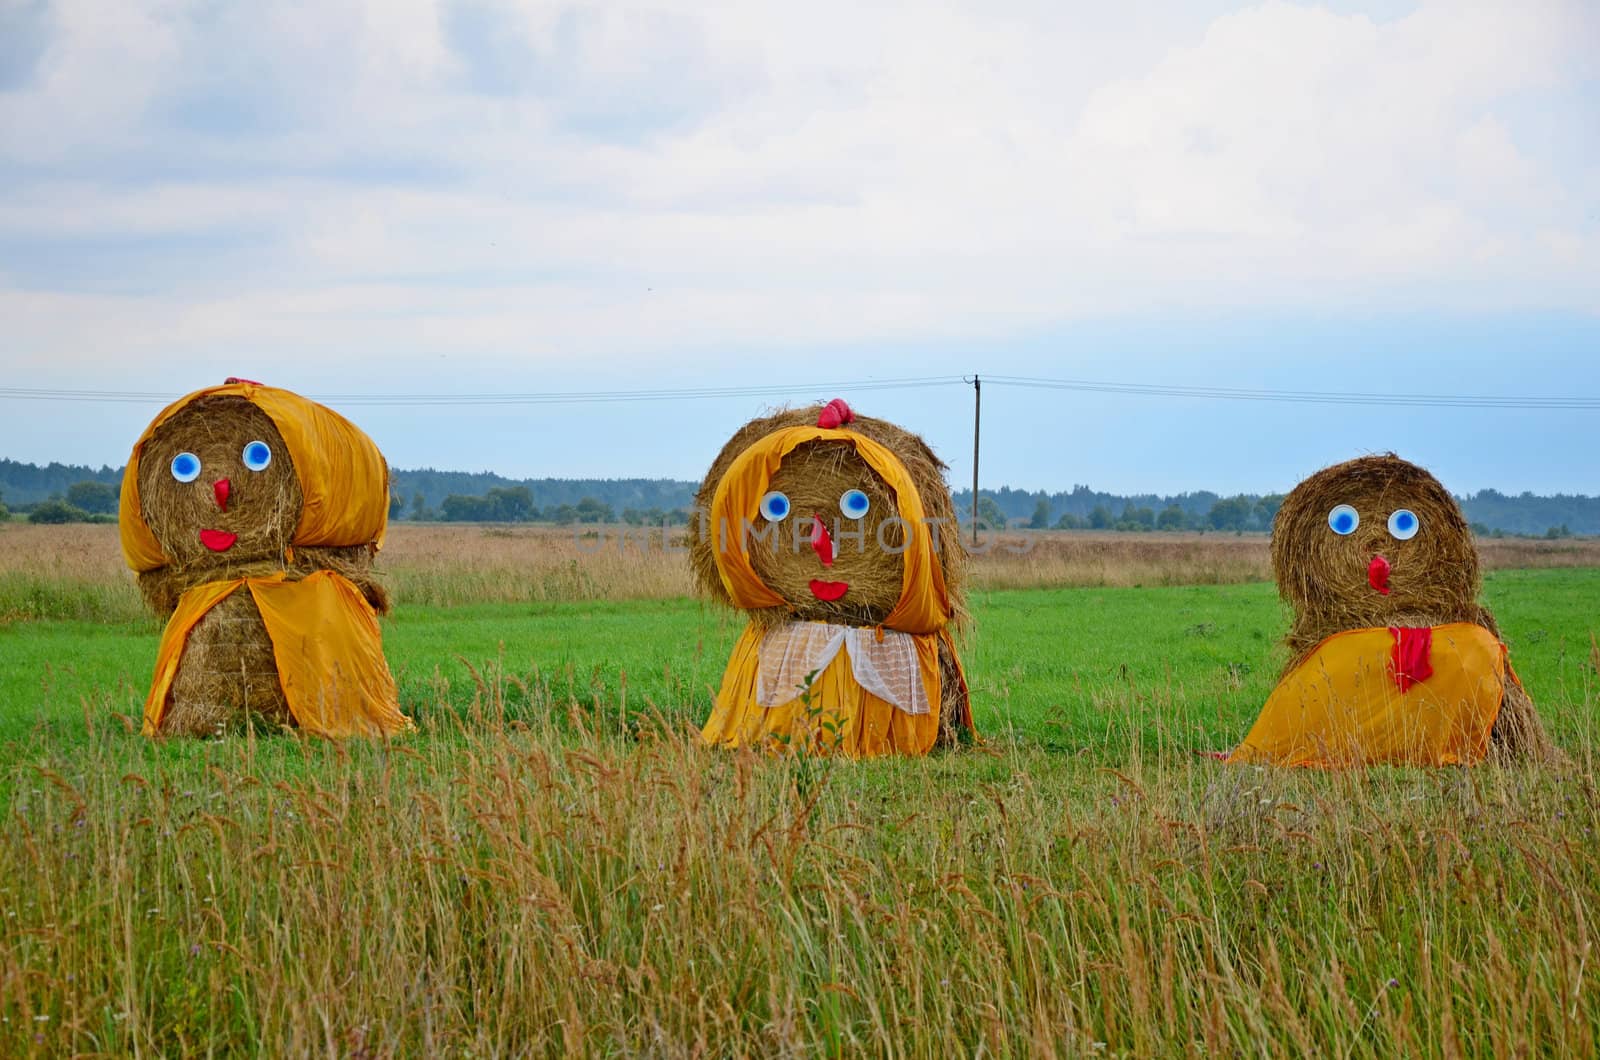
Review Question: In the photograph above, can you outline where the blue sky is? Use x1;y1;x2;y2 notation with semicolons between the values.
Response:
0;0;1596;496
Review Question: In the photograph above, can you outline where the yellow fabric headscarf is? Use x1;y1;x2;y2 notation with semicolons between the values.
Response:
708;425;952;635
119;382;390;573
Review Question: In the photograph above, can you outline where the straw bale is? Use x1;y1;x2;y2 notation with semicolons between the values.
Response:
1272;454;1550;758
159;589;291;736
690;403;972;739
137;396;304;574
132;392;392;737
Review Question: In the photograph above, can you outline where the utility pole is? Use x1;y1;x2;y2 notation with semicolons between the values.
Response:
970;374;981;546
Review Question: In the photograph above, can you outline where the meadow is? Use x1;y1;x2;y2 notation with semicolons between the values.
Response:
0;524;1597;1055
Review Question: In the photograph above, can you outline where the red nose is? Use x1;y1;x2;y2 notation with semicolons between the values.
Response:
214;478;231;512
810;514;835;567
1368;554;1391;596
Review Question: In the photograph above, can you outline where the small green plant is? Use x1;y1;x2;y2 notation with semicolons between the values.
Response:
791;669;840;800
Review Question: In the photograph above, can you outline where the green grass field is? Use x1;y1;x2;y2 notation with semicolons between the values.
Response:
1;570;1597;1054
4;569;1596;756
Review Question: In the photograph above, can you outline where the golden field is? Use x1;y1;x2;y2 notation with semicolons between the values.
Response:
3;521;1597;617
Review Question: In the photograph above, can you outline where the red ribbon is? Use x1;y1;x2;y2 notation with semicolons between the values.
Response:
1388;626;1433;693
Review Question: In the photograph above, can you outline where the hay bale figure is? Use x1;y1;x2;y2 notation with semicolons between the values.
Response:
1229;454;1551;767
692;399;975;756
120;379;411;738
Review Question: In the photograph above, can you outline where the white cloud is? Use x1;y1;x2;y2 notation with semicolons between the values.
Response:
0;0;1594;381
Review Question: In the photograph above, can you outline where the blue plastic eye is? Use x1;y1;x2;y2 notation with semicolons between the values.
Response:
170;452;202;483
759;491;790;522
839;489;871;519
1327;504;1359;536
1387;508;1419;541
242;440;272;472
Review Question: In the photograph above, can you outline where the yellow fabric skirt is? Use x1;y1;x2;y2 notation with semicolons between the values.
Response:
144;570;412;738
1230;623;1506;767
701;622;953;757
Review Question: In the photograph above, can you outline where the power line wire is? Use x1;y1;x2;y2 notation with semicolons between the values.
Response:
1;374;1596;409
321;376;964;406
0;377;966;407
984;375;1600;410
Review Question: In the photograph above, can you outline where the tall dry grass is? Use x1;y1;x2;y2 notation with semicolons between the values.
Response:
1;678;1596;1055
3;525;1598;1052
4;523;1597;621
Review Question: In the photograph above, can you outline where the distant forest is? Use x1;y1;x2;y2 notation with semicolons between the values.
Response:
1;457;1594;536
950;486;1596;537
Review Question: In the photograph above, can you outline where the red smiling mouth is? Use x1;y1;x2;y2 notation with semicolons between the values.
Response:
199;529;238;553
809;579;849;602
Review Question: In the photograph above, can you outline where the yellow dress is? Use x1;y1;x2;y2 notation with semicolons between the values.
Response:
1230;623;1507;767
143;570;412;738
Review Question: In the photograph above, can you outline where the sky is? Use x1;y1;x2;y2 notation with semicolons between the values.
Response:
0;0;1596;496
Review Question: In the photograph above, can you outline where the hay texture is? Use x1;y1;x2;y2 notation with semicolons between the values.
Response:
690;406;968;630
1266;453;1550;760
120;380;408;738
692;402;974;755
165;589;291;736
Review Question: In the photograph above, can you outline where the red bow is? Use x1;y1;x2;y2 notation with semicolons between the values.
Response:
817;398;854;429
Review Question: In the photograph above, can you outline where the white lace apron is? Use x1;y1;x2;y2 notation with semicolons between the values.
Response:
755;621;930;715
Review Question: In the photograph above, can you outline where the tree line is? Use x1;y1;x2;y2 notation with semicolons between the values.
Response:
1;458;1595;536
954;484;1600;537
401;486;690;527
1020;494;1282;533
0;481;119;525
